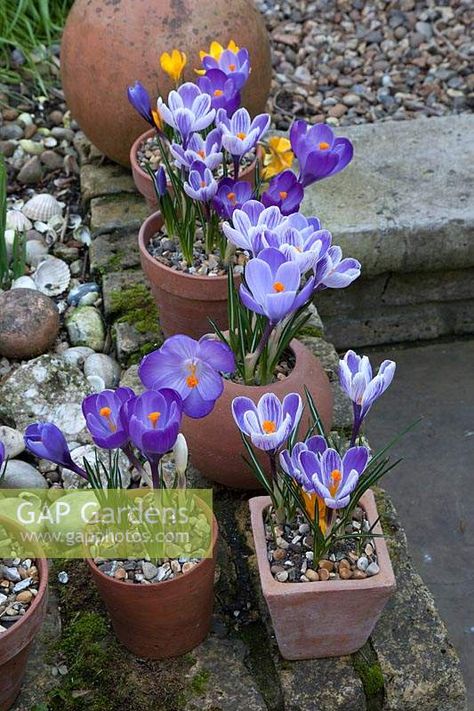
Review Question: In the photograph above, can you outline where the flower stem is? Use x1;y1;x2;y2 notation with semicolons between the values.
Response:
244;320;274;384
150;456;163;489
233;155;240;181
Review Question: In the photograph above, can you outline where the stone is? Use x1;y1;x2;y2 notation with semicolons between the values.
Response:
61;444;131;489
80;163;136;204
65;306;105;351
275;570;288;582
89;229;141;274
0;355;92;442
90;195;150;235
0;140;16;157
0;289;60;359
305;568;319;581
0;426;24;458
25;240;49;267
0;460;47;489
328;103;348;118
40;150;64;171
357;556;369;571
318;568;330;581
142;561;158;580
366;562;380;576
0;123;23;140
61;346;95;368
17;156;43;184
83;353;121;388
119;364;145;394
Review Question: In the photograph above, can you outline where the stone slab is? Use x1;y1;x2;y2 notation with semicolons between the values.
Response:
302;115;474;278
101;269;149;318
90;194;150;235
89;229;141;275
81;162;136;205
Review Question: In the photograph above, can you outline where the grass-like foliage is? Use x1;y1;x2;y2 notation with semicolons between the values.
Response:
0;0;73;90
0;156;8;289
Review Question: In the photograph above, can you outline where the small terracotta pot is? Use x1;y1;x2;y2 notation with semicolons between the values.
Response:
85;513;218;659
130;130;262;210
0;521;48;711
139;211;238;339
182;339;333;489
249;491;396;660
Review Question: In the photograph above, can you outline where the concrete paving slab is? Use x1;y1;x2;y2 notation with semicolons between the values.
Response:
363;338;474;706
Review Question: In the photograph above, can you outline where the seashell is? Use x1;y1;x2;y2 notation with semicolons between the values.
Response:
74;225;91;246
6;210;32;232
22;193;63;221
68;214;82;230
33;256;70;296
25;240;49;267
43;136;58;148
47;214;65;232
44;229;59;247
11;276;37;290
67;282;100;306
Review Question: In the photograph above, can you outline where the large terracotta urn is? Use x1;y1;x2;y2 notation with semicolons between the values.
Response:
61;0;272;166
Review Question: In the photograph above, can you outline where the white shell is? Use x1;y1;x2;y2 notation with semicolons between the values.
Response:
68;214;82;229
25;240;49;267
11;276;37;290
74;225;91;246
6;210;32;232
22;193;63;221
33;256;70;296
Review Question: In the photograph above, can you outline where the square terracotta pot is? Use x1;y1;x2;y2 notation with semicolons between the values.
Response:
249;490;396;660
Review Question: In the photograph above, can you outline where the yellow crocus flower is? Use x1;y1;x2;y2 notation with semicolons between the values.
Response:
262;136;294;180
160;49;187;83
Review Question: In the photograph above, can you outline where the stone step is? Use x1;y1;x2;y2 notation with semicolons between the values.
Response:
302;114;474;346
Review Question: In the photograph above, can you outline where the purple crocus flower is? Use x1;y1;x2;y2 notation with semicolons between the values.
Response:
232;392;303;451
299;445;370;509
184;160;218;202
170;128;223;172
290;120;353;187
280;435;328;490
0;441;5;474
263;224;332;274
139;335;235;419
261;170;304;216
157;83;215;146
127;81;154;126
154;166;168;197
24;423;86;479
198;68;241;116
314;246;361;290
218;108;270;158
212;177;253;220
125;389;183;459
286;212;322;239
339;350;396;444
239;247;315;324
82;387;135;450
222;199;286;254
202;48;250;90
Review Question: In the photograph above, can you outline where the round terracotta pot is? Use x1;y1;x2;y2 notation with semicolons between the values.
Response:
181;339;334;489
85;513;218;659
130;129;262;210
139;211;238;339
61;0;272;166
0;523;48;711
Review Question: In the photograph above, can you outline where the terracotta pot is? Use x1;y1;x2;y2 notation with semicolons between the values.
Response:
130;129;262;210
85;513;218;659
182;339;333;489
61;0;272;166
249;491;396;660
0;520;48;711
139;211;237;339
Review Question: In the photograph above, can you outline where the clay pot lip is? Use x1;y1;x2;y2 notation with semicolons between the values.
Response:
249;490;396;596
84;511;219;592
138;210;230;286
0;516;48;646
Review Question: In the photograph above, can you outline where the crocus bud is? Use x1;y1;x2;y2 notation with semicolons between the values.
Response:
173;433;188;477
154;166;167;197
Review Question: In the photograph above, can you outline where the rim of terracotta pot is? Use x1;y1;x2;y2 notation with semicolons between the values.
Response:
249;490;396;595
138;210;230;289
131;129;262;192
85;509;219;592
0;516;48;653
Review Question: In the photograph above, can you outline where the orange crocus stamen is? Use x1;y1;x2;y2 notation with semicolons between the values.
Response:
200;180;206;188
319;141;330;150
273;281;285;293
236;131;246;140
214;89;224;96
329;469;342;497
228;63;236;71
186;363;199;389
262;420;277;434
147;411;161;428
197;149;206;158
279;190;288;199
99;406;117;433
227;191;236;202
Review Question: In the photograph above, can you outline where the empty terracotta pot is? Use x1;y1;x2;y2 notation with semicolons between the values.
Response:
85;513;218;659
249;491;396;660
139;211;238;339
0;522;48;711
182;339;333;489
61;0;272;166
131;130;262;210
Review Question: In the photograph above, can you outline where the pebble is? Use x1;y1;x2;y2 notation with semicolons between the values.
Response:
0;289;60;360
0;426;24;458
58;571;69;584
67;282;100;306
25;240;49;267
18;156;43;184
40;149;64;171
357;556;369;572
61;346;95;368
318;568;330;582
0;460;48;489
305;568;319;582
13;578;32;593
0;123;23;140
65;306;105;352
142;562;158;580
83;353;121;388
352;570;368;580
275;570;289;583
366;562;380;576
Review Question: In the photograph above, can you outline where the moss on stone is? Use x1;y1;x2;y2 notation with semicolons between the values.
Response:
190;668;210;695
109;282;161;336
298;324;324;339
352;643;385;710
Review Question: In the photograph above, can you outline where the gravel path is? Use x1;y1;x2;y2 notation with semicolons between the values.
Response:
258;0;473;129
